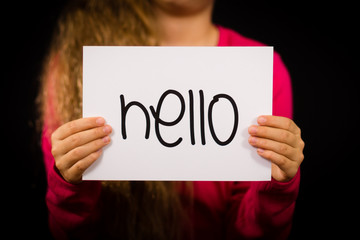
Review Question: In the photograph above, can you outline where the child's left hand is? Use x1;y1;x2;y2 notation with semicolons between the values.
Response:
248;115;305;182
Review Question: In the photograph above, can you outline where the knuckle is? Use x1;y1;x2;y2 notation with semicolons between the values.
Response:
279;144;289;154
279;131;290;142
300;139;305;149
51;145;58;157
68;121;78;133
285;120;293;131
70;148;82;159
54;159;64;171
298;151;305;162
50;132;56;144
277;156;287;167
300;153;305;162
70;134;81;146
265;150;274;159
62;171;75;184
75;162;86;174
61;171;69;181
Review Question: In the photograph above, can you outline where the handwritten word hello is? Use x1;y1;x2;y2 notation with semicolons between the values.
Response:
120;90;239;147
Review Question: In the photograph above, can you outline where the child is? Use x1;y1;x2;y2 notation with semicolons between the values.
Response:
38;0;304;239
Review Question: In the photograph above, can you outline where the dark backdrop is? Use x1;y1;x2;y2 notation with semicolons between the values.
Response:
4;0;357;239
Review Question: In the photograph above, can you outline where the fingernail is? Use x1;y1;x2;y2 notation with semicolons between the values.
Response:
258;116;266;124
96;117;105;125
103;125;112;134
249;136;257;144
248;126;257;134
257;148;265;153
102;136;110;143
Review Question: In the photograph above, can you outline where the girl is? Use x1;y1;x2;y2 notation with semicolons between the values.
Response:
38;0;304;239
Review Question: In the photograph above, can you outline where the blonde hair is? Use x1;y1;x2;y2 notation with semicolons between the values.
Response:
38;0;156;133
37;0;190;238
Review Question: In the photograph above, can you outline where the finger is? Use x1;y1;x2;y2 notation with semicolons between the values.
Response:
61;136;111;169
257;148;299;180
249;136;297;160
257;115;301;135
248;125;298;147
257;148;291;172
52;117;106;141
64;149;103;184
60;124;112;154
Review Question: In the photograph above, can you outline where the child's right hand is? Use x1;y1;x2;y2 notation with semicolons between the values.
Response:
50;117;112;184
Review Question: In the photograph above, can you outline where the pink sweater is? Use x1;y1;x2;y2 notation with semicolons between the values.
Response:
42;26;299;239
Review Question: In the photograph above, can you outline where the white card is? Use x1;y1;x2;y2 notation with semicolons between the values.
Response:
83;46;273;181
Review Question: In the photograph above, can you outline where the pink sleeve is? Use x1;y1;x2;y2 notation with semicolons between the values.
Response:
41;127;102;239
273;52;293;119
227;172;300;239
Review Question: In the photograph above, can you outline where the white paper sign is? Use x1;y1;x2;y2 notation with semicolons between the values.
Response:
83;46;273;181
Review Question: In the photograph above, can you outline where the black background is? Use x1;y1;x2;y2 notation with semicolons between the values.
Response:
4;0;358;239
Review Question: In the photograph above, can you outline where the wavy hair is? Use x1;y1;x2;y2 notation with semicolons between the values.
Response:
37;0;190;238
38;0;156;132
